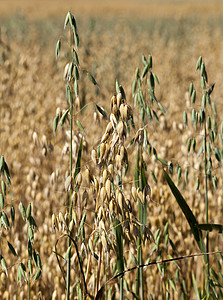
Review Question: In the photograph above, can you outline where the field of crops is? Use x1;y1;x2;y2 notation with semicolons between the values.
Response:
0;1;223;299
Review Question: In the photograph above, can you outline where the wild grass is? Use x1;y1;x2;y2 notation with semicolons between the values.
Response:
0;9;223;300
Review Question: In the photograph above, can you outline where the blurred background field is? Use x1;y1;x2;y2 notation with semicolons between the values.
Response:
0;0;223;299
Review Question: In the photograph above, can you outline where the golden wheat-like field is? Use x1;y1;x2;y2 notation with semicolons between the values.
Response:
0;1;223;299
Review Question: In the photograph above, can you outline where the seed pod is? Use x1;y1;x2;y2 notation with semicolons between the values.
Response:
26;203;31;220
91;149;98;165
105;122;113;135
19;202;26;220
207;142;211;157
212;175;218;191
2;212;10;229
187;138;191;153
65;175;74;191
212;119;217;133
0;194;4;209
1;180;6;197
207;116;211;131
191;90;196;104
195;177;200;191
64;63;69;80
177;167;181;184
214;148;221;162
148;55;152;68
99;143;106;160
117;192;123;211
117;121;125;138
202;94;206;109
183;111;187;127
28;225;34;242
185;168;188;185
105;179;111;200
199;109;205;124
208;157;212;171
200;63;205;77
110;113;117;129
75;173;82;187
142;64;149;79
196;56;202;70
168;162;173;175
192;138;196;153
191;109;196;125
132;80;137;95
74;79;79;97
189;82;194;97
210;130;216;143
201;76;206;90
72;48;79;66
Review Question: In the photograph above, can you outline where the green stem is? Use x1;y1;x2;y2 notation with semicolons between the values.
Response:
66;29;73;300
204;123;210;295
28;279;31;300
120;277;124;300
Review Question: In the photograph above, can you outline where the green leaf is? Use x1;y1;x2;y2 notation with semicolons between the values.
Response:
76;120;85;134
192;271;200;300
52;250;65;260
196;223;223;233
163;170;205;254
169;278;177;292
158;102;166;115
96;104;108;120
87;72;98;86
65;245;72;262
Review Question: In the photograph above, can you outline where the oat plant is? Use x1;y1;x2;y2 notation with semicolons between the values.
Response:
132;54;167;299
0;155;41;300
54;11;98;299
164;57;223;298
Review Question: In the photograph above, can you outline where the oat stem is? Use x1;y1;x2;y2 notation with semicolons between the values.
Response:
204;112;210;295
66;28;74;300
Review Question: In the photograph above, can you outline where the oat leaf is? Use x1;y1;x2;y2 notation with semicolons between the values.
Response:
196;224;223;233
76;120;85;134
163;170;205;255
